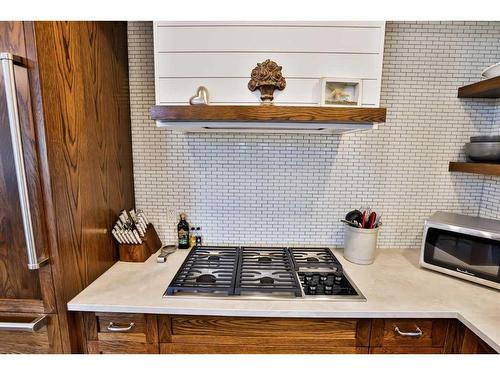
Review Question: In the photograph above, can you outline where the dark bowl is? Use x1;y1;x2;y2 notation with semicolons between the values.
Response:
464;142;500;162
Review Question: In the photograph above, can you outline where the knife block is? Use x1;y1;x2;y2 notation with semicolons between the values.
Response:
118;224;162;262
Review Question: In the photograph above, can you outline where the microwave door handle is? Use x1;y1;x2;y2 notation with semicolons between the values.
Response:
0;53;48;270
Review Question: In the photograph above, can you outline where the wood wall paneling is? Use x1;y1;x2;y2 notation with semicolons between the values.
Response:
0;21;134;353
32;21;134;352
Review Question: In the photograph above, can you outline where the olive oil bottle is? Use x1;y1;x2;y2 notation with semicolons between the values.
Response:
177;213;190;249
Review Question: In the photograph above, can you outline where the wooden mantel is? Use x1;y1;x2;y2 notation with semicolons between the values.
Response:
150;105;387;124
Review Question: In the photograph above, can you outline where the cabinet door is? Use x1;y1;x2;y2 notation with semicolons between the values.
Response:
0;312;59;353
0;22;54;313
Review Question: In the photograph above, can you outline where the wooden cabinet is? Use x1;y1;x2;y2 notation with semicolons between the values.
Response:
81;313;498;354
444;320;498;354
0;22;134;353
0;21;55;316
83;312;159;354
369;319;450;354
0;313;60;353
159;315;371;354
461;330;497;354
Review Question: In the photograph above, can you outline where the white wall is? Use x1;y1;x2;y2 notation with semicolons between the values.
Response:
479;100;500;220
129;21;500;248
154;22;385;107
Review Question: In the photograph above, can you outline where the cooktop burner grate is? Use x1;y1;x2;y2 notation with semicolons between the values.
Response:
289;247;342;270
165;246;239;296
234;247;302;297
165;246;363;300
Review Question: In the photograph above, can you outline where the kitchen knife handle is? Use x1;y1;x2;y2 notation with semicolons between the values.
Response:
0;53;48;270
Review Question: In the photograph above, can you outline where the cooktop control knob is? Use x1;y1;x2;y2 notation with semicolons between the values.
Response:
319;274;328;284
324;282;334;295
333;270;343;284
304;273;314;284
308;281;318;295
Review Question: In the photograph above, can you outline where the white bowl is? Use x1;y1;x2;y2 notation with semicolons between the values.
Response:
482;62;500;79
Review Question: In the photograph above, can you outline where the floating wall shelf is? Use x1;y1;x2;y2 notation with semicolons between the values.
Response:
457;76;500;98
150;105;387;134
449;162;500;177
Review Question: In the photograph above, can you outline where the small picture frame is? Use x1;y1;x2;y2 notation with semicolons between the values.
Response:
320;78;363;107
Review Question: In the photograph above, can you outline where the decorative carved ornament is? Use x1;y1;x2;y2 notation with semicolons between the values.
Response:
248;59;286;104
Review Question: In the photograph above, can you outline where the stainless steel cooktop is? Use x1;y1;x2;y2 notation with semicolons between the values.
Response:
163;246;366;301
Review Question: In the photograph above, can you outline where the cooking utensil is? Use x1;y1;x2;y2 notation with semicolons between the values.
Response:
361;211;367;228
341;219;361;228
345;210;362;223
367;212;376;229
157;245;177;263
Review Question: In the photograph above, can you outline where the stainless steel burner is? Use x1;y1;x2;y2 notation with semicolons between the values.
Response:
259;276;275;285
196;274;216;283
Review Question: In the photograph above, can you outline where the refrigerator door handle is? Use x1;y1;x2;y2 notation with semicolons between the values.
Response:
0;52;47;270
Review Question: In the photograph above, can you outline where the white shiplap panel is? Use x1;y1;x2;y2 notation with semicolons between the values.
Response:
155;25;383;53
153;22;385;107
156;53;381;79
157;78;379;106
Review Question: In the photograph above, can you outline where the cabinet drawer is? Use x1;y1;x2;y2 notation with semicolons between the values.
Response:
0;313;53;354
161;316;371;349
370;319;450;351
83;312;159;352
95;312;148;341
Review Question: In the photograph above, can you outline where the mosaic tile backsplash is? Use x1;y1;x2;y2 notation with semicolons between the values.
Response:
128;21;500;247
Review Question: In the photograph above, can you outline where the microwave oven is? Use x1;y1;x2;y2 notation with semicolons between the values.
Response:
420;211;500;290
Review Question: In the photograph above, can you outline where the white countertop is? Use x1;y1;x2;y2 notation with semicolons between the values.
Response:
67;247;500;352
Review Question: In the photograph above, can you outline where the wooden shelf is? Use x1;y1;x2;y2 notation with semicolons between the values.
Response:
457;76;500;98
449;162;500;177
151;105;386;124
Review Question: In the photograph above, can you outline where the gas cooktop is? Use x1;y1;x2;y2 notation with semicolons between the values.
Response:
164;246;365;301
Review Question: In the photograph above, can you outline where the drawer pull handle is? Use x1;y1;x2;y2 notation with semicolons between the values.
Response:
0;314;48;332
107;322;135;332
394;326;422;337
